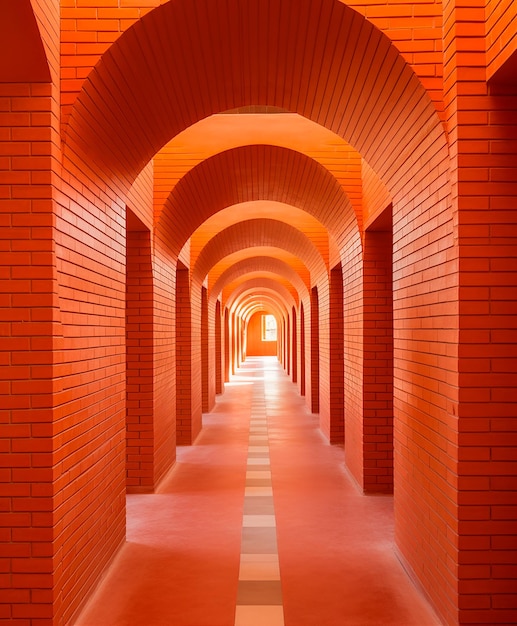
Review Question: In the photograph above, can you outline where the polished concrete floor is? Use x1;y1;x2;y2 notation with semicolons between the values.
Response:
75;357;442;626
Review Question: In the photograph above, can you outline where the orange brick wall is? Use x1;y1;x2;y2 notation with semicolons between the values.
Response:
363;226;393;493
190;280;204;441
485;0;517;80
206;294;217;411
291;306;298;384
283;317;288;370
347;0;444;112
342;229;365;490
126;161;154;231
362;159;391;228
201;286;210;412
442;0;517;622
1;1;516;624
224;307;230;383
299;301;307;398
126;220;154;491
316;280;331;435
246;312;278;357
53;169;128;626
0;81;59;624
208;300;217;411
329;265;345;444
58;0;446;131
175;264;193;445
215;299;223;394
310;287;320;415
392;155;457;625
60;1;164;125
151;239;177;487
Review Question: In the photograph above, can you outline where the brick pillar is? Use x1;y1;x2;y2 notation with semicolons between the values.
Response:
201;286;209;412
363;229;393;494
300;302;306;396
175;263;192;444
444;0;517;622
291;306;298;384
224;307;230;383
310;287;320;414
126;226;154;491
329;265;345;444
215;299;222;394
0;83;58;626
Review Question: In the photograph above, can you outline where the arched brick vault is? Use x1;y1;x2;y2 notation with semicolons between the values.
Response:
153;114;366;226
227;281;295;316
210;257;308;304
233;295;287;329
209;248;312;296
192;220;328;287
60;1;445;126
158;145;355;259
217;271;300;309
63;0;447;206
190;201;340;272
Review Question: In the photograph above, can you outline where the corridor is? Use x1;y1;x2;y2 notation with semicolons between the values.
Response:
75;358;441;626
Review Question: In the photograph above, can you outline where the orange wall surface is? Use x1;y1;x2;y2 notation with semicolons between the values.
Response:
246;313;278;357
0;1;515;625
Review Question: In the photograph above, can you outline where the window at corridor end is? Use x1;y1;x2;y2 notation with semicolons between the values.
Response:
261;314;277;342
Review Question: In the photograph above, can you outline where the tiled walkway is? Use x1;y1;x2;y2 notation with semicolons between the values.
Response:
75;357;442;626
235;364;284;625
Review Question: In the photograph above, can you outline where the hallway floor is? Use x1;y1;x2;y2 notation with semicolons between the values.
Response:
75;357;442;626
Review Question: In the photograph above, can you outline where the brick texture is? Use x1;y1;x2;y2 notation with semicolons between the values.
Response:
1;1;515;625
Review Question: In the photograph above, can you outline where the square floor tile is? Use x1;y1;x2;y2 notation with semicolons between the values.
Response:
242;514;276;527
245;479;272;488
243;496;275;515
234;605;284;626
248;436;268;443
245;486;273;497
239;554;280;580
237;580;283;605
247;458;270;465
246;470;271;479
241;527;278;553
239;559;280;581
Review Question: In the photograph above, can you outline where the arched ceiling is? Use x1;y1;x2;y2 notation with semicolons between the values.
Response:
65;0;442;198
192;220;327;287
153;113;365;219
208;248;311;297
221;272;299;309
210;257;308;307
229;282;294;316
189;200;337;269
232;292;288;323
157;144;355;258
61;0;447;327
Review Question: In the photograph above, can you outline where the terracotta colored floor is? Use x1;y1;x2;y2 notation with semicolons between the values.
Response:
75;357;442;626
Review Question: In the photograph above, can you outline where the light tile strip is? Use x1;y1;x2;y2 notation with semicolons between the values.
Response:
234;373;285;626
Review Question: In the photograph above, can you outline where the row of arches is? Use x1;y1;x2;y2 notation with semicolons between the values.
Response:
2;0;515;624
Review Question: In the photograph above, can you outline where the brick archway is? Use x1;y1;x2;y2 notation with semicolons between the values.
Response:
157;146;354;259
63;0;446;208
